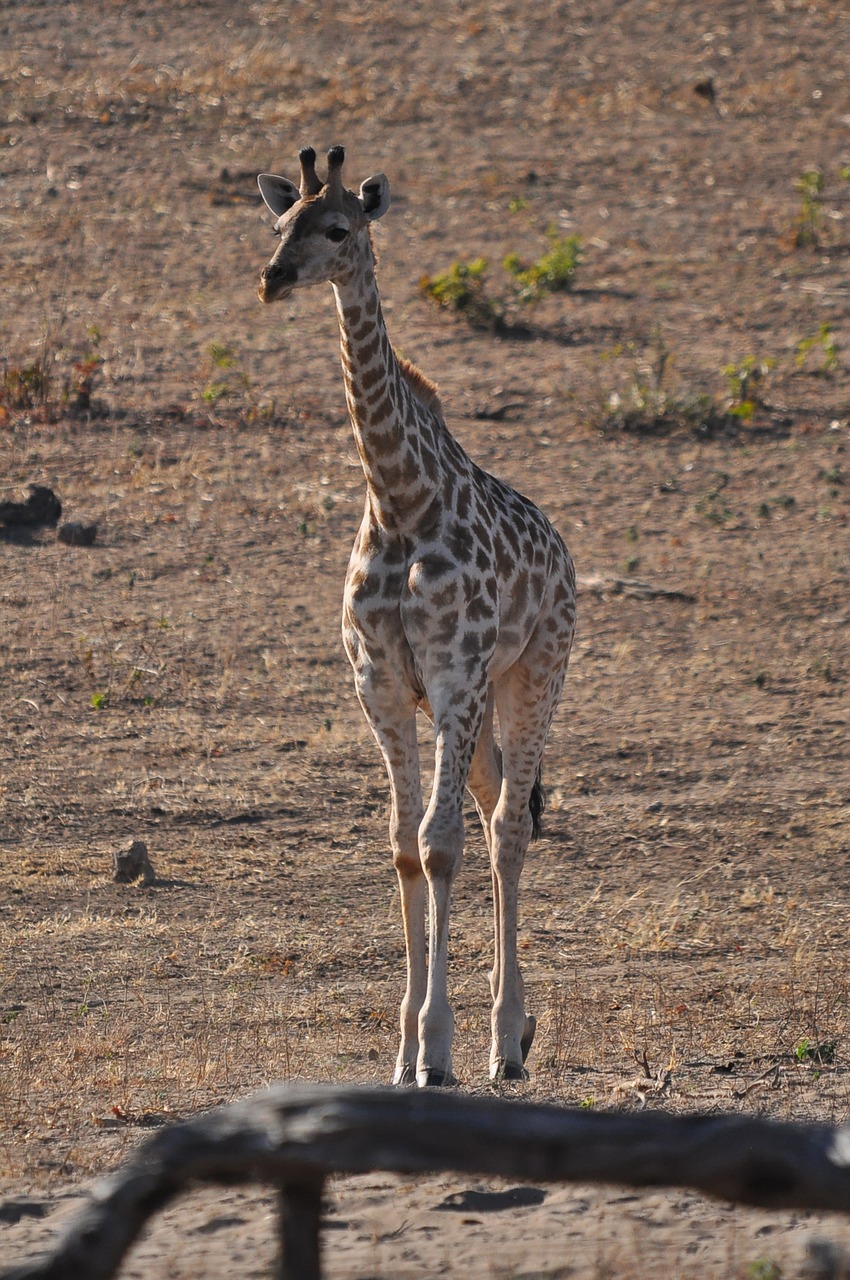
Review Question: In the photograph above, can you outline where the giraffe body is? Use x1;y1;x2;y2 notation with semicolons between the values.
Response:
258;147;576;1085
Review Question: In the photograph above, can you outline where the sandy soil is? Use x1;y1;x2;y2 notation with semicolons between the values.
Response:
2;1;850;1275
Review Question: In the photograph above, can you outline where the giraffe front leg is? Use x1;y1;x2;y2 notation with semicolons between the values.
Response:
380;723;426;1087
391;800;427;1086
415;687;488;1087
416;793;464;1087
349;661;425;1086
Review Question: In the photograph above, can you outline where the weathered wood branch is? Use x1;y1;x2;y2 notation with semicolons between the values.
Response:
578;572;695;602
6;1083;850;1280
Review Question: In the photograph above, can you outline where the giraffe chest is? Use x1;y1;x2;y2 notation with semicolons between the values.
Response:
342;511;555;691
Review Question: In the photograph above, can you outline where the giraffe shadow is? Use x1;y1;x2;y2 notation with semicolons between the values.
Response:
491;315;631;346
434;1186;547;1213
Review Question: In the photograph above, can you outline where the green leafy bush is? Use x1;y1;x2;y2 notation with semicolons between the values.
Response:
504;227;582;303
419;258;503;329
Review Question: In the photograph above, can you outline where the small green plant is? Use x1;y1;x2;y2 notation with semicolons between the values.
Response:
65;326;103;414
503;227;582;303
794;167;823;247
795;1036;837;1064
795;323;839;375
90;691;108;711
746;1259;783;1280
419;258;503;329
596;332;726;436
421;222;582;329
723;354;774;419
695;472;733;526
200;342;248;406
195;341;272;421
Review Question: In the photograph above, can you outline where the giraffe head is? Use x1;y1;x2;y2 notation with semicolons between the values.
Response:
257;145;390;303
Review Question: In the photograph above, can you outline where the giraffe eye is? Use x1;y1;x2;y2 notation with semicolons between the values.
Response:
325;225;348;243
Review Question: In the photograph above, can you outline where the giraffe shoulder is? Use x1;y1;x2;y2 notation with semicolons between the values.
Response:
397;354;443;416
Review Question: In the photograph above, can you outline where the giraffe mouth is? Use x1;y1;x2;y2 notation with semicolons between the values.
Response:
258;264;298;304
258;278;295;304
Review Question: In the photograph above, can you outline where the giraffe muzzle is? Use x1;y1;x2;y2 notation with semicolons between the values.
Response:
258;261;298;304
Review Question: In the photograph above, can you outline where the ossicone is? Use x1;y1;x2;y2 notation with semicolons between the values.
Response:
298;146;322;197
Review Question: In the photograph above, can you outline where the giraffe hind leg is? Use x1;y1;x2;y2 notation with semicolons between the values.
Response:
468;687;539;1079
466;688;503;1005
488;655;568;1082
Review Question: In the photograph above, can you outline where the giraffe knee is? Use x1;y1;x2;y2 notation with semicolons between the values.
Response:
419;807;464;880
393;847;422;878
492;803;533;872
391;819;422;878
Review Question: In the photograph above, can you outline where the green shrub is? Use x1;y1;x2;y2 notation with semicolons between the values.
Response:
504;227;582;303
419;258;503;329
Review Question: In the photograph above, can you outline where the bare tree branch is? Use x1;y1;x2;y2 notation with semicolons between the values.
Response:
5;1084;850;1280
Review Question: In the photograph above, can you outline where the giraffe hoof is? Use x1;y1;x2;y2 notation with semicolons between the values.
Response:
490;1058;530;1083
521;1015;537;1064
392;1063;416;1087
416;1067;458;1088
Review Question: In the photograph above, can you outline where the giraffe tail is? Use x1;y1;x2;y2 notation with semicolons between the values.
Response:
529;767;546;841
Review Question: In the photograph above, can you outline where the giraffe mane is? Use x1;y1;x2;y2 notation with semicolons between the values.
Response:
397;355;443;416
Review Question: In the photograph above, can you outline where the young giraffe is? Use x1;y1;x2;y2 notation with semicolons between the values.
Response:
257;145;576;1086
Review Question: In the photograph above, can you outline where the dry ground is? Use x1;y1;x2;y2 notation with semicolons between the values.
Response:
1;1;850;1276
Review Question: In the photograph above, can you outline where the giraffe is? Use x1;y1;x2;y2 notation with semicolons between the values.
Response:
257;145;576;1086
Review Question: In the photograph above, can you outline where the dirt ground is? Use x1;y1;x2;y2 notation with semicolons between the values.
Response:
2;1;850;1275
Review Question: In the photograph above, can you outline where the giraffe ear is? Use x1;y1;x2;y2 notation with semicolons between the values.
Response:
358;173;390;221
258;174;301;218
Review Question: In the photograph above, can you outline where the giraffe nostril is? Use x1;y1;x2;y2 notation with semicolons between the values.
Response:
259;260;298;303
269;262;296;284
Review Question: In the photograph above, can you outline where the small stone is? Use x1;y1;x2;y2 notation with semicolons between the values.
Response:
113;840;155;885
58;521;98;546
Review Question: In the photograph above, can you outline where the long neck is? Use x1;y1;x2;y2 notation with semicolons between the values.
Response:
332;254;439;533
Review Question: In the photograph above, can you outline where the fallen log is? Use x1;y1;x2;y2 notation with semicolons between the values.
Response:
5;1083;850;1280
577;572;695;602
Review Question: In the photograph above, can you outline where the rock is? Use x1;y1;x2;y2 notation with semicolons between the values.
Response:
0;1197;49;1225
0;484;62;527
58;520;98;546
113;840;155;885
